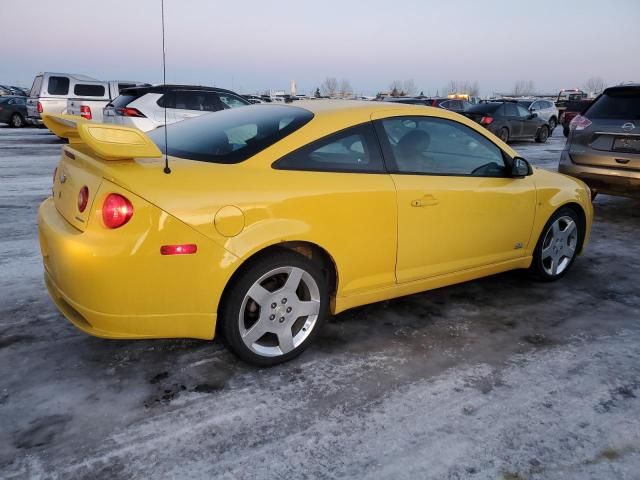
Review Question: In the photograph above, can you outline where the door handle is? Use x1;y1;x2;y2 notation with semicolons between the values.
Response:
411;195;439;207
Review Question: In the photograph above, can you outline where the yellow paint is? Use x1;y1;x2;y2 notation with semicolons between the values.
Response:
38;101;593;340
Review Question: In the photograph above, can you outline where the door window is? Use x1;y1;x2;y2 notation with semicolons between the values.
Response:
274;123;384;173
47;76;70;95
218;93;250;109
380;116;506;177
517;105;531;117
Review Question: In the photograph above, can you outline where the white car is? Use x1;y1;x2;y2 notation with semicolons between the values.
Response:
66;80;148;122
517;99;560;131
103;85;251;131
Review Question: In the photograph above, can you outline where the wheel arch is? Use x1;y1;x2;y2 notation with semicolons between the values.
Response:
559;202;588;253
217;240;339;334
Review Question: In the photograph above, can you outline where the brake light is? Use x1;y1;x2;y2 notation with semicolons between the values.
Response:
80;105;92;120
37;101;43;113
102;193;133;229
480;116;494;125
77;186;89;213
117;107;145;117
570;115;592;131
160;244;198;255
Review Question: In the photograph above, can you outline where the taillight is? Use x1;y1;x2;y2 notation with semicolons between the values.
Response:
570;115;592;131
37;101;43;113
480;116;494;125
102;193;133;229
77;186;89;213
160;244;198;255
116;107;145;117
80;105;92;120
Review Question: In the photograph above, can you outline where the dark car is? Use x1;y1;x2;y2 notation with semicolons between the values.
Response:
0;95;28;127
561;99;593;137
464;101;551;143
559;84;640;198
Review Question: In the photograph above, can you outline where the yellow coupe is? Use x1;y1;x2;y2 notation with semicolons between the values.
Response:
38;101;593;365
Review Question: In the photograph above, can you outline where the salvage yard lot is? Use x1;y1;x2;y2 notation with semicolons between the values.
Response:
1;126;639;479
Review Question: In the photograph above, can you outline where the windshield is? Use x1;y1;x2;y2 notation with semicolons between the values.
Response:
148;104;314;164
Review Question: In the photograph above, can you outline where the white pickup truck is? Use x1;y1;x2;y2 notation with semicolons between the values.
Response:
66;80;148;122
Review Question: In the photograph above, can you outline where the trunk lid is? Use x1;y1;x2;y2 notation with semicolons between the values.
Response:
53;147;104;231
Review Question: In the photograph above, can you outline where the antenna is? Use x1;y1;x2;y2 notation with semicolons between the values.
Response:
161;0;171;174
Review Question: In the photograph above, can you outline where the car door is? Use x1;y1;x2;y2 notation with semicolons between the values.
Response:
503;103;523;138
517;104;539;138
374;114;536;283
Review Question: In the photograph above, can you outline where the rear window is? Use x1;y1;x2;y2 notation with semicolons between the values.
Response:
74;84;106;97
586;89;640;120
48;76;69;95
467;103;501;114
148;105;314;164
30;76;43;96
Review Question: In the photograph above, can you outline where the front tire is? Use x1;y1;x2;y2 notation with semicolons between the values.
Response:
221;250;329;366
548;117;557;131
10;113;24;128
529;207;582;281
535;125;549;143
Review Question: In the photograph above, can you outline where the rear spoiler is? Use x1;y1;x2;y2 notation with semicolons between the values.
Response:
41;113;162;161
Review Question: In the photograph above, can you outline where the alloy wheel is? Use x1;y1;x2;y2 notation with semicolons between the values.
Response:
540;216;578;276
238;266;321;357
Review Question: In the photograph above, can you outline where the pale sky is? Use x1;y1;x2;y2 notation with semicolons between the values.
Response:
2;0;639;96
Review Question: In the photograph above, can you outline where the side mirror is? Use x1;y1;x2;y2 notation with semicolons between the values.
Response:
511;157;532;178
528;113;538;119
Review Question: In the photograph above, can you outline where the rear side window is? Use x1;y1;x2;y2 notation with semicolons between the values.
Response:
110;94;141;108
73;84;106;97
504;103;518;116
148;105;314;164
158;91;222;111
274;123;384;173
30;76;43;96
48;76;69;95
586;89;640;120
467;103;501;115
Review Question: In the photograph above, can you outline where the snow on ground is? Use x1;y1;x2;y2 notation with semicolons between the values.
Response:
0;125;639;480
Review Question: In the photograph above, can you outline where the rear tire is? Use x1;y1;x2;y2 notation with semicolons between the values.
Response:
498;127;509;143
529;207;582;282
10;113;24;128
535;125;549;143
220;250;329;366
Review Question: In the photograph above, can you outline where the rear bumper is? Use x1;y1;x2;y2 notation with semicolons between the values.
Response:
559;151;640;198
38;196;231;340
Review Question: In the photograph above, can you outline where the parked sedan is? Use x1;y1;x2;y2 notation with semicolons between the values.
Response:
103;84;251;131
0;96;28;127
464;101;551;143
40;101;592;366
559;84;640;198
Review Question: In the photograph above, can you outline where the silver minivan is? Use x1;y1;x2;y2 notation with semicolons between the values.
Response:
26;72;101;125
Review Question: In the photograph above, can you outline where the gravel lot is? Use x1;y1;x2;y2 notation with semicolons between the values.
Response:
1;125;639;480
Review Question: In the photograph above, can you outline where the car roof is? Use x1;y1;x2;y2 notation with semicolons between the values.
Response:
120;84;243;95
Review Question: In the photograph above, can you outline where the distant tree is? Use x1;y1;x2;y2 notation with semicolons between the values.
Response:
339;79;354;99
390;87;400;97
389;80;404;96
320;77;338;98
513;80;536;96
584;76;607;94
314;87;321;98
402;79;417;96
419;91;424;96
446;80;480;96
